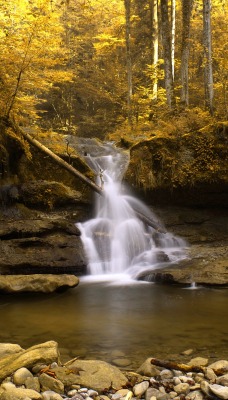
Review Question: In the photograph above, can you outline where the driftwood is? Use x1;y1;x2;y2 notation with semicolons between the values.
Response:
0;341;59;382
9;119;166;233
150;358;227;376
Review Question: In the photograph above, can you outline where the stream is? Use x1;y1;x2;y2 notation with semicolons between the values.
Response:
0;282;227;368
0;139;227;368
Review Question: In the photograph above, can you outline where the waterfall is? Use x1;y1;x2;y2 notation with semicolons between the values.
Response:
76;142;187;281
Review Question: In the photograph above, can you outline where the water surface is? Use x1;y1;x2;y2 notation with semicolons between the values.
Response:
0;281;227;368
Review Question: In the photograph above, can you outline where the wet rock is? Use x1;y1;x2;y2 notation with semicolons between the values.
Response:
181;349;194;356
0;274;79;294
112;358;132;368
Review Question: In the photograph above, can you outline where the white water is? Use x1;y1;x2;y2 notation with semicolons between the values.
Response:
77;147;187;281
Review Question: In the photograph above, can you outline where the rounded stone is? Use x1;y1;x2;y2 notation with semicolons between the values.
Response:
216;373;228;386
133;381;149;397
160;369;174;380
209;360;228;370
174;383;190;395
87;389;99;397
13;367;33;386
186;390;204;400
188;357;208;367
112;358;131;367
209;384;228;399
42;391;63;400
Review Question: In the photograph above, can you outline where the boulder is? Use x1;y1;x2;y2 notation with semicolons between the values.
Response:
0;344;23;358
0;274;79;293
0;341;59;383
54;359;128;393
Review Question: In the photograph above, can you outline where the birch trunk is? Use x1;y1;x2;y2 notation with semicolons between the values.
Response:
180;0;193;106
171;0;176;80
124;0;133;125
203;0;214;114
160;0;175;108
150;0;159;101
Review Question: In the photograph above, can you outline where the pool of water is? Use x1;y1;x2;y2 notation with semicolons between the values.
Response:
0;279;227;368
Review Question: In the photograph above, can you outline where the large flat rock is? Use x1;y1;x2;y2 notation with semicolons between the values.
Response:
0;274;79;293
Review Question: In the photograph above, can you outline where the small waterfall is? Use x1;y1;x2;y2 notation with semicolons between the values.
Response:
77;143;187;281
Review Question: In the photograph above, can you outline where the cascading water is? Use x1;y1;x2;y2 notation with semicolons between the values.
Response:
77;142;187;281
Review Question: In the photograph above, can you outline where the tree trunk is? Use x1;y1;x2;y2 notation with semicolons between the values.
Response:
150;0;159;101
151;357;227;376
160;0;175;108
124;0;133;125
203;0;214;114
171;0;176;80
180;0;193;106
9;119;103;195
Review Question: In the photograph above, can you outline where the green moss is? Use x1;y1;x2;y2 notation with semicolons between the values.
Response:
126;123;228;191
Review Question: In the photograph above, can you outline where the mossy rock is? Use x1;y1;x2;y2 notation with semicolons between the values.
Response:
19;180;83;209
126;123;228;191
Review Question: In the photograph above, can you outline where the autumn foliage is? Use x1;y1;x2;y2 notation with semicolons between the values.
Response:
0;0;227;140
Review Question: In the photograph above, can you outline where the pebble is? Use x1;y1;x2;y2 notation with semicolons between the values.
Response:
186;390;204;400
188;358;208;367
160;369;174;379
13;367;34;385
112;358;132;367
181;349;194;356
174;383;190;394
209;384;228;399
133;381;149;397
217;374;228;386
0;343;228;400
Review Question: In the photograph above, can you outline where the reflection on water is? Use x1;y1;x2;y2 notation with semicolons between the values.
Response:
0;282;227;367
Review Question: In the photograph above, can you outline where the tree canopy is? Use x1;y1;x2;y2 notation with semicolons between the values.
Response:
0;0;227;140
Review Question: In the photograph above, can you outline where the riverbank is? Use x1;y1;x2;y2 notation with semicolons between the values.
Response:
0;341;227;400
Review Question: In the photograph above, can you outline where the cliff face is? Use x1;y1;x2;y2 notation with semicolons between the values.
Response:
125;122;228;207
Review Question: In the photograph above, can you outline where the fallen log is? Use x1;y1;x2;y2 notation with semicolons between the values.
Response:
0;341;60;382
151;358;205;373
150;358;227;376
8;118;166;233
10;119;103;195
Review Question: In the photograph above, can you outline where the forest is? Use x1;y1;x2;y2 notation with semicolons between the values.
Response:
0;0;227;142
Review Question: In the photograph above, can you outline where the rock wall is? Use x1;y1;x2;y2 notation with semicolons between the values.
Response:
125;123;228;208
